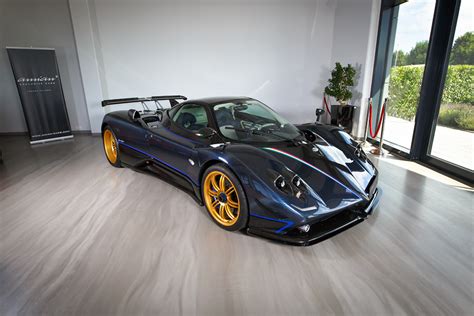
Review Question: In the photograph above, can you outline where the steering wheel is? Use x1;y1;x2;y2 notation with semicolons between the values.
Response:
259;123;278;131
241;120;257;130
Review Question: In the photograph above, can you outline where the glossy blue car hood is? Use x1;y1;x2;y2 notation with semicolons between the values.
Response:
224;139;376;216
265;145;367;203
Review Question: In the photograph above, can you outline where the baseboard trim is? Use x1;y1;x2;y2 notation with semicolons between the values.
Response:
72;130;93;135
0;132;28;136
0;130;92;136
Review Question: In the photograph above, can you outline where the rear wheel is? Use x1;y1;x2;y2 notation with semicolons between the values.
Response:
202;164;248;231
102;127;122;167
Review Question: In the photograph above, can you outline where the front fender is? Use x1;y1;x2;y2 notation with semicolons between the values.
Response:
196;144;307;232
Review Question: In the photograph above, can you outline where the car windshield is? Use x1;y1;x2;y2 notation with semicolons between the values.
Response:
213;100;301;142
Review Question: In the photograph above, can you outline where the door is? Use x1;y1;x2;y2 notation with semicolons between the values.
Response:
147;104;211;186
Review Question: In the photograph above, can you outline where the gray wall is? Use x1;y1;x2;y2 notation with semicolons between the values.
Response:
70;0;340;133
70;0;380;136
0;0;90;133
0;0;380;137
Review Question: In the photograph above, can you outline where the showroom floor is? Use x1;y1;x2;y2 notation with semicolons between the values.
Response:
0;135;472;315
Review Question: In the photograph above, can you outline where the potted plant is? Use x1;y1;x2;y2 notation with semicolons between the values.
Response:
324;62;357;132
324;62;355;105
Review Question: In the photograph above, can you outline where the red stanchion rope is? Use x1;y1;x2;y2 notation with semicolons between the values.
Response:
368;99;385;138
323;94;331;115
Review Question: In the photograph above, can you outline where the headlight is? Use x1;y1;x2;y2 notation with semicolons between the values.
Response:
274;175;290;192
292;175;302;187
292;175;306;192
274;174;306;199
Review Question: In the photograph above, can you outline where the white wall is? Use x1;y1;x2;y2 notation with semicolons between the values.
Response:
70;0;340;133
0;0;380;136
0;0;90;133
331;0;380;137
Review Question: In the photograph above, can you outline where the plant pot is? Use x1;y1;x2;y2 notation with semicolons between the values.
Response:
330;104;356;133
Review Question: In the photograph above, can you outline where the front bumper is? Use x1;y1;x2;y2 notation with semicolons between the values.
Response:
247;188;382;246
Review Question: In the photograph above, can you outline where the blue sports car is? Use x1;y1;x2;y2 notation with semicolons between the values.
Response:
101;95;380;245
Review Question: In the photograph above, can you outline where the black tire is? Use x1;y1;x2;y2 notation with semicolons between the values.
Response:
102;126;122;168
201;163;248;231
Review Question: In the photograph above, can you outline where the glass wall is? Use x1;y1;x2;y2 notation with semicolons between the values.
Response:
429;0;473;170
382;0;436;151
371;0;473;182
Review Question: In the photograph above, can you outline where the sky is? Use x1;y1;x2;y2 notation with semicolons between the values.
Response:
394;0;474;53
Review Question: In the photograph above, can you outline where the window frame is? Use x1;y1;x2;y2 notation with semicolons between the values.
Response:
369;0;472;184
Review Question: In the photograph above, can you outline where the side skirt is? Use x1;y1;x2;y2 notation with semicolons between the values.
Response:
124;159;203;205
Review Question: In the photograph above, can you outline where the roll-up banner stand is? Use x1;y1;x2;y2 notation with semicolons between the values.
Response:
7;47;73;144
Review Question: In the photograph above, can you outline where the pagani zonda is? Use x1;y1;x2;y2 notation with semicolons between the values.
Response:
101;95;380;245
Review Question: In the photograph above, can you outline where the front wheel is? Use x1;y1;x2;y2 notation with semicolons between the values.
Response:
202;164;248;231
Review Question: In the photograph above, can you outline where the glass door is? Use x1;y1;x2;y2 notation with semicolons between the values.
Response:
381;0;436;151
429;0;473;171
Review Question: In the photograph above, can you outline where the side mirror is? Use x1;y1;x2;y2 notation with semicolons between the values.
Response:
195;127;217;138
128;109;141;122
315;108;325;123
302;129;317;142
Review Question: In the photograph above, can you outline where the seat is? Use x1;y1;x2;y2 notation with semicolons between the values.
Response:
216;108;241;139
215;107;235;126
176;112;201;131
142;115;160;128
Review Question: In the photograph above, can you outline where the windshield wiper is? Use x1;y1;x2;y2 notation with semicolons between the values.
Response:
224;126;296;143
261;128;305;145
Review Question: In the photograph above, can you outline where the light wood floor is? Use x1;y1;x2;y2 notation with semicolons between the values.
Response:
0;135;472;315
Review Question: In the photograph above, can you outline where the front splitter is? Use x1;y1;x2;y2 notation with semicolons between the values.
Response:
247;188;382;246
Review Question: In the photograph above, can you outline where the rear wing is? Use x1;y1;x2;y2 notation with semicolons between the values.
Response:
101;95;187;108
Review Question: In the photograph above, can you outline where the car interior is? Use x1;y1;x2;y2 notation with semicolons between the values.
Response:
172;105;209;131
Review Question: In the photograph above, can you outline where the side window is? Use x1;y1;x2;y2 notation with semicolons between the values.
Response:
172;104;209;131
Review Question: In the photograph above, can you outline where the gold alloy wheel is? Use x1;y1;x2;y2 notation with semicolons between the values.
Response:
103;129;118;163
203;171;240;226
